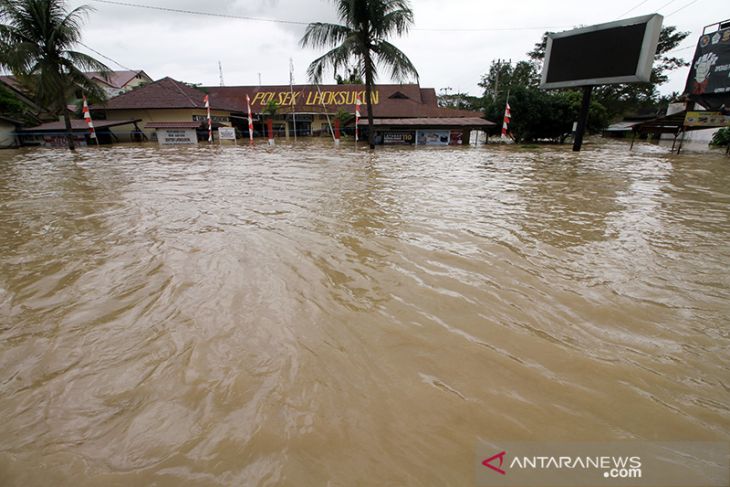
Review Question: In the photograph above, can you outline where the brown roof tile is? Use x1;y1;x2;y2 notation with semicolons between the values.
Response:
85;70;150;89
99;77;208;110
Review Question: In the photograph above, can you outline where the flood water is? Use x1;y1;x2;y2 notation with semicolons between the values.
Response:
1;139;729;486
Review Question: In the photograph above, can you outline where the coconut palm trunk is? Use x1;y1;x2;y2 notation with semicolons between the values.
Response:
61;93;75;150
363;50;376;149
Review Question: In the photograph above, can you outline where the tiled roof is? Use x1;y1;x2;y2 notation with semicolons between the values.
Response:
99;77;209;110
85;70;150;89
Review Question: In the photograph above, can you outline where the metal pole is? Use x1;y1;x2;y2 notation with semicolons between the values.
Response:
315;82;335;142
572;85;592;152
676;128;686;154
289;58;297;142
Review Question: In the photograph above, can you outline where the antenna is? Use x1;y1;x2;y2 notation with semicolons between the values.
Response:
218;60;225;86
258;72;262;86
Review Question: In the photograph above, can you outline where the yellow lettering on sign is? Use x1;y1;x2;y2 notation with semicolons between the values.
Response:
251;92;267;105
253;89;381;106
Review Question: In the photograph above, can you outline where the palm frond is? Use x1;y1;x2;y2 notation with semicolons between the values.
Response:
300;22;352;49
373;40;418;83
306;42;355;83
376;5;413;37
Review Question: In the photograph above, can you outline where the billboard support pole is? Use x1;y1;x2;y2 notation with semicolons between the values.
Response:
572;85;593;152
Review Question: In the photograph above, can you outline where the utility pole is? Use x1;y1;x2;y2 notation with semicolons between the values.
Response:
218;61;225;87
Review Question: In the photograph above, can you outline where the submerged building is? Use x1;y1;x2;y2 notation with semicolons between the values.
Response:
97;77;493;145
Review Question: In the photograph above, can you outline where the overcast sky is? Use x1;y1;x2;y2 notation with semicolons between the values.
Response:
68;0;726;96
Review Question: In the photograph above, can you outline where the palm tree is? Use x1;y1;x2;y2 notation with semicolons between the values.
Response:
0;0;110;150
301;0;418;149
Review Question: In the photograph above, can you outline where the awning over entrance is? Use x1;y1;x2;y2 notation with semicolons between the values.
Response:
20;119;142;134
357;117;494;128
145;121;202;129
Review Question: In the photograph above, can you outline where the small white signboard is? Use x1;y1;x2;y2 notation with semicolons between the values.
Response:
157;128;198;145
218;127;236;140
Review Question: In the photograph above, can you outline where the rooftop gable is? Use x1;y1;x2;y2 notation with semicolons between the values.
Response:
99;77;209;110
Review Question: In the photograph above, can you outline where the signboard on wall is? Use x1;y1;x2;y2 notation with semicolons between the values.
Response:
383;131;415;144
416;130;450;146
684;27;730;95
683;111;730;127
218;127;236;140
157;128;197;145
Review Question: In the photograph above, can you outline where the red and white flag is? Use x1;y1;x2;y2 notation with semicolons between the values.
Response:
204;95;212;143
82;95;98;145
355;97;361;142
501;101;511;139
246;95;254;145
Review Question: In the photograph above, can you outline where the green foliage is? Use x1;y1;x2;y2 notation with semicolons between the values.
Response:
334;107;353;124
0;82;27;118
478;59;539;100
335;67;363;84
710;127;730;147
0;0;110;111
484;86;608;143
300;0;418;147
262;99;279;117
437;87;480;110
484;87;567;143
0;0;111;148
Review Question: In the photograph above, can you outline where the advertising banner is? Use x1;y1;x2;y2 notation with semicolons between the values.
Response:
416;130;450;146
683;111;730;127
684;27;730;95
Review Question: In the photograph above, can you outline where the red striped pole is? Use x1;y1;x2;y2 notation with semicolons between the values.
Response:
82;96;98;146
204;95;212;143
355;97;361;143
246;95;254;145
501;101;511;139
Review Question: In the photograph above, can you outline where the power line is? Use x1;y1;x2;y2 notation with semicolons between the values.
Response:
89;0;310;25
78;41;132;71
665;0;702;17
88;0;569;32
654;0;679;11
618;0;650;18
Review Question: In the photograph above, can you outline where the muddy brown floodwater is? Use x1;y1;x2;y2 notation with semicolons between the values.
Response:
0;139;729;486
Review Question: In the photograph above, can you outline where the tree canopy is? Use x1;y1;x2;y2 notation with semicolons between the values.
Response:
0;0;110;149
300;0;418;148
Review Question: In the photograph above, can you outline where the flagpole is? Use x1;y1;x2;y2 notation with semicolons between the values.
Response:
204;95;212;143
315;82;335;143
246;94;254;146
501;89;511;141
289;58;297;142
355;96;361;147
82;95;99;146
